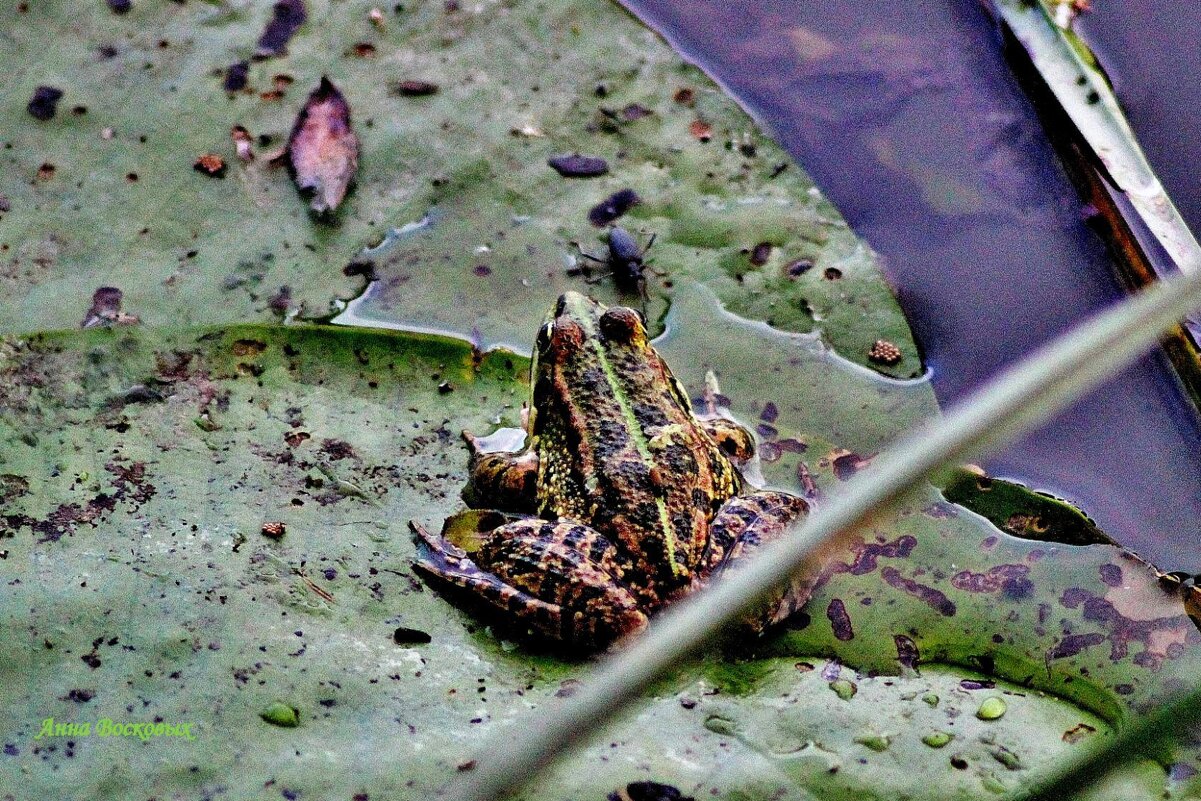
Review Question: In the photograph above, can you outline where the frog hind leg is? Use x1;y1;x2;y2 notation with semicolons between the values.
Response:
411;520;648;649
697;491;812;634
460;430;539;513
699;417;756;463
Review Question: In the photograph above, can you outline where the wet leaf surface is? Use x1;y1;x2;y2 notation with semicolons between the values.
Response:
1;319;1198;800
0;0;921;377
2;0;1198;798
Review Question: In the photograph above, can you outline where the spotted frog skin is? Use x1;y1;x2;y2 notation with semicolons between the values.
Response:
412;292;809;649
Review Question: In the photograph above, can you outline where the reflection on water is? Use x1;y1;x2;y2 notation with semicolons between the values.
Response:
620;0;1201;569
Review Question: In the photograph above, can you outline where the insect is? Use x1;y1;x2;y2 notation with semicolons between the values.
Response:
570;226;659;300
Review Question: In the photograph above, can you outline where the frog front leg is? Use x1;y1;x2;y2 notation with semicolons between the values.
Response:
411;519;648;649
697;491;812;634
459;430;539;513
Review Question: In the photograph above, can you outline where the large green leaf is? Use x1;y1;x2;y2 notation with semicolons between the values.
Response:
0;0;919;377
3;0;1199;798
2;317;1198;800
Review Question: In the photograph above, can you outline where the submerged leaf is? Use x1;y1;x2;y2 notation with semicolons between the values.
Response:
286;77;360;214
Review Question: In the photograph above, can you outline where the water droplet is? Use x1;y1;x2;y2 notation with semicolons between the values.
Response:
976;696;1007;720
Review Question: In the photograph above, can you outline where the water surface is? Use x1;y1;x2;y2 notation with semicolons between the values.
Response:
620;0;1201;569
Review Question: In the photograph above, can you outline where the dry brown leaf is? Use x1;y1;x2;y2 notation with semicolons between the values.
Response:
286;76;360;214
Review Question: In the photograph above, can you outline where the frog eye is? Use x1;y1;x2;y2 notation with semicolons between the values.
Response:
599;307;643;343
535;322;553;351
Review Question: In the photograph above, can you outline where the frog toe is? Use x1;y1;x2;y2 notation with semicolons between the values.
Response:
412;557;565;642
409;519;468;561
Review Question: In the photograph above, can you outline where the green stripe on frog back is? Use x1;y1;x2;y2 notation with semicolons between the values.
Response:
575;306;683;578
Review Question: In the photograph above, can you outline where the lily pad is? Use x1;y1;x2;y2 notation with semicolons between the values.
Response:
2;0;1198;798
0;0;920;377
939;467;1114;547
2;316;1198;800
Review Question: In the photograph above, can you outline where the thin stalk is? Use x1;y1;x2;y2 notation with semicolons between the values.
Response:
995;0;1201;276
448;265;1201;801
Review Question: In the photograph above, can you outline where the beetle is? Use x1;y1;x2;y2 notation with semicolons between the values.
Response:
571;226;658;298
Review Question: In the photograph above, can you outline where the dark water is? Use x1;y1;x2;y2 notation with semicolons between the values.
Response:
620;0;1201;570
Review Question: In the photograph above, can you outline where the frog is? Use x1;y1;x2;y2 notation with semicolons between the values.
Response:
410;291;811;650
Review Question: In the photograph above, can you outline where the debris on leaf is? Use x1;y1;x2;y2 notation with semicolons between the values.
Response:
368;7;385;27
588;188;640;226
0;195;10;213
27;86;64;121
609;782;696;801
349;42;377;58
392;627;432;645
193;153;227;178
689;119;712;142
267;285;292;315
1062;722;1096;743
255;0;307;59
621;103;653;121
231;126;254;162
106;0;131;14
224;61;249;92
285;77;360;214
81;287;139;328
391;79;439;97
748;241;772;266
261;521;286;539
672;87;695;107
828;448;873;480
547;153;608;178
785;258;814;278
509;124;544;138
868;339;903;366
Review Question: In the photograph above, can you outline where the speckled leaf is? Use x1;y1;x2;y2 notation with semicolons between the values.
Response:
2;315;1198;800
0;0;919;376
